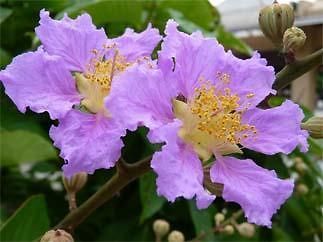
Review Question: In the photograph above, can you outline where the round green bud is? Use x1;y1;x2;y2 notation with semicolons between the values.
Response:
296;184;309;195
63;172;88;194
40;229;74;242
295;162;307;174
168;230;185;242
214;213;225;226
301;116;323;139
258;1;294;46
223;225;235;235
153;219;170;238
283;27;306;52
237;222;255;238
293;157;304;164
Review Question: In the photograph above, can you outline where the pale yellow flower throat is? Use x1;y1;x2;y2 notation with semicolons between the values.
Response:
173;75;257;160
75;45;131;114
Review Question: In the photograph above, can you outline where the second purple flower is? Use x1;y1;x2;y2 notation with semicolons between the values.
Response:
106;20;309;227
0;10;162;177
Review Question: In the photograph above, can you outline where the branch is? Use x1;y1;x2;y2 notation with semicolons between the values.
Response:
273;48;323;90
54;156;152;231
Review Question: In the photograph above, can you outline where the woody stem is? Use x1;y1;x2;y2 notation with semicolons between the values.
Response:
273;48;323;90
54;156;152;231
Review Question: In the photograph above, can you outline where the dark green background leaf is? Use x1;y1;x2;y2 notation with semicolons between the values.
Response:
56;0;145;27
0;130;57;166
188;201;217;241
0;195;50;241
139;172;166;223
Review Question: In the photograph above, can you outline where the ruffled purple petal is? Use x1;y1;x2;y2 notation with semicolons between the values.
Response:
223;51;276;109
0;48;80;120
159;20;275;108
241;100;309;154
105;63;176;131
210;156;294;227
111;24;162;61
150;120;215;209
35;9;107;72
50;109;125;177
159;20;226;98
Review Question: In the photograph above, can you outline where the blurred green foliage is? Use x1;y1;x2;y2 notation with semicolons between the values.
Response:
0;0;322;241
0;195;49;241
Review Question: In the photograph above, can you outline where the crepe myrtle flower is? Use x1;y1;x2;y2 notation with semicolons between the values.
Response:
105;20;309;227
0;10;161;177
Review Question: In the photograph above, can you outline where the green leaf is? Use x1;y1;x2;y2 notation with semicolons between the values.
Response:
159;0;218;30
0;130;57;166
0;195;50;241
0;97;44;135
268;96;286;107
285;197;314;232
0;7;12;24
56;0;145;27
139;172;166;223
188;201;216;241
215;25;252;55
0;48;11;68
272;225;294;242
166;9;208;34
308;138;323;157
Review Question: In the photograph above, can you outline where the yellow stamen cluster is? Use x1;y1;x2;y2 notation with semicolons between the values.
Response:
217;72;231;84
75;46;131;114
84;48;130;94
189;83;255;145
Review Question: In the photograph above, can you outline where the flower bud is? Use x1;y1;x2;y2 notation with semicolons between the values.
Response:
258;1;294;46
296;183;309;195
63;172;88;194
223;225;234;235
236;223;255;238
153;219;170;238
40;229;74;242
301;116;323;139
295;162;307;174
214;213;225;226
293;157;303;164
168;230;185;242
283;27;306;52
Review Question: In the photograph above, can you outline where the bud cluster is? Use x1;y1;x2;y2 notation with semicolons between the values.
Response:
301;116;323;139
40;229;74;242
293;157;310;196
283;27;306;53
259;1;294;47
258;1;306;53
152;219;185;242
63;172;88;194
236;222;255;238
213;211;256;237
168;230;185;242
63;172;88;211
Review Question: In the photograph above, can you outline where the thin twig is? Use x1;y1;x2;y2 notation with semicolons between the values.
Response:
54;156;152;231
189;210;244;242
273;48;323;90
67;192;77;211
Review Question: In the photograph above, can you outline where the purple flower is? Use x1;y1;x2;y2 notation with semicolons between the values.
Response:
0;10;161;177
106;20;309;227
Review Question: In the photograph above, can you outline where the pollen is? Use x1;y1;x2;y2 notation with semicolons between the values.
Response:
84;48;131;94
217;72;231;84
76;46;132;114
189;82;255;145
246;93;255;98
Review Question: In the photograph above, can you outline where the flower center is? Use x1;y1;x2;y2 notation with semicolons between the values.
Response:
173;80;256;160
75;46;131;115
